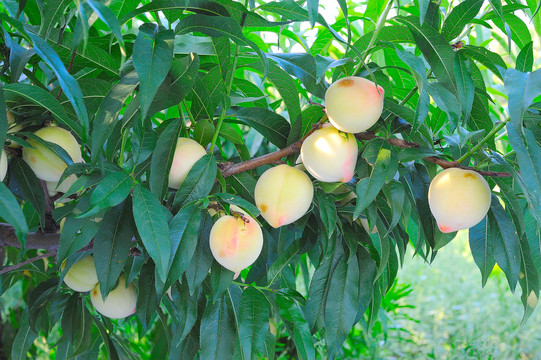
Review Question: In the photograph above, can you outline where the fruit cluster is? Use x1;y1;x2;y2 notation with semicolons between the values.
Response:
62;255;137;319
2;75;492;314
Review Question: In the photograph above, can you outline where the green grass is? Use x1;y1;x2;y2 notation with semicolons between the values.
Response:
364;231;541;360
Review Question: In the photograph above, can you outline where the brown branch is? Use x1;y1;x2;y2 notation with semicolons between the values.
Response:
0;223;60;251
220;130;512;178
0;251;56;274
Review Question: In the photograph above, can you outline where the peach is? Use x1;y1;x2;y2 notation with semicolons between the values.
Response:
325;76;384;133
90;275;137;319
22;126;82;182
209;205;263;274
254;164;314;228
428;168;491;233
62;255;99;292
300;124;358;182
168;137;207;189
0;150;7;181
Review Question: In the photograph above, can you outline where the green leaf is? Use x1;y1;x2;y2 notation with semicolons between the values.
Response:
4;83;82;137
133;23;174;120
200;295;237;360
0;183;28;248
148;55;200;115
267;239;302;286
307;0;319;27
91;71;139;162
459;45;507;79
427;82;461;131
39;0;72;39
267;53;326;98
28;32;89;141
150;119;182;200
490;198;521;291
226;172;257;205
172;154;217;212
516;41;534;73
176;14;267;76
238;287;269;359
10;158;46;229
234;107;290;149
324;250;360;359
354;143;396;218
492;13;531;49
305;241;343;331
132;185;172;281
10;312;37;360
469;217;495;287
94;200;134;299
165;205;202;290
441;0;483;41
137;262;160;327
454;53;475;123
211;262;235;302
86;0;125;56
185;213;214;294
57;208;100;264
77;172;133;218
314;190;337;238
213;193;260;218
506;124;541;224
504;68;541;128
398;16;457;95
276;295;315;360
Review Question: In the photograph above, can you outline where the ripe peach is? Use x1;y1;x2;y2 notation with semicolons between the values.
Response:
168;138;207;189
90;275;137;319
22;126;82;182
62;255;99;292
46;174;78;197
325;76;384;133
0;150;7;181
428;168;491;233
300;124;358;183
254;164;314;228
209;205;263;274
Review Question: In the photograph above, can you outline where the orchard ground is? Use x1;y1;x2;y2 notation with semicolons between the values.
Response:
365;232;541;360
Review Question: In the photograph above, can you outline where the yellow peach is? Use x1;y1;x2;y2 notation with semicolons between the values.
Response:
62;255;99;292
46;174;78;197
254;164;314;228
168;137;207;189
209;205;263;274
22;126;82;182
325;76;384;133
428;168;491;233
300;125;358;182
0;150;7;181
90;275;137;319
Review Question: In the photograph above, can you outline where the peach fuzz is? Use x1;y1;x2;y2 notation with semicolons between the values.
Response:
168;137;207;189
428;168;491;233
325;76;384;133
254;164;314;228
91;275;137;319
22;126;82;182
209;205;263;274
301;124;358;183
62;255;99;292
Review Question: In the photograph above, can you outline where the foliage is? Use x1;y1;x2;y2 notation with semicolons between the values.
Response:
0;0;541;358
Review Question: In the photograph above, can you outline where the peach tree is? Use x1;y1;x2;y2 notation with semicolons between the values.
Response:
1;0;541;358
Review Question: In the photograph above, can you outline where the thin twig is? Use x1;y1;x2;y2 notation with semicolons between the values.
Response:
0;251;56;274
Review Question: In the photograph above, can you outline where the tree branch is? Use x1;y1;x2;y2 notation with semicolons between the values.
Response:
0;223;60;251
0;251;56;275
219;130;512;178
